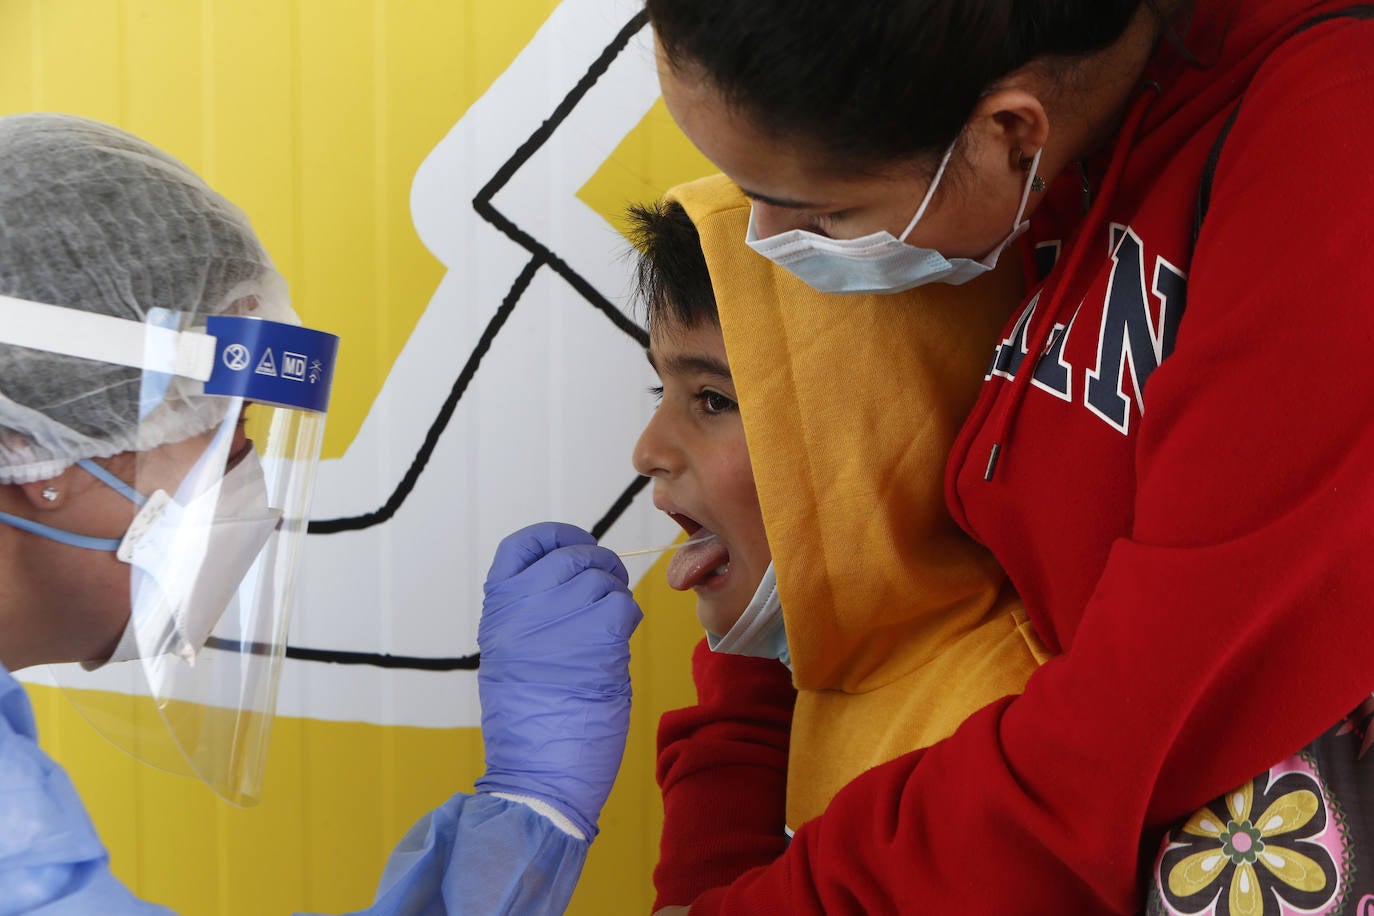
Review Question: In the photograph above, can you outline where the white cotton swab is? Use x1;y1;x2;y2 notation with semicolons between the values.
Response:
615;532;716;559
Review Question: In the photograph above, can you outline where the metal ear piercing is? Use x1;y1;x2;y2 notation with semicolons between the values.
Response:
1014;148;1048;193
40;486;59;502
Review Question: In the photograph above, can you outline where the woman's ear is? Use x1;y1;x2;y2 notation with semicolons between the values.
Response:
968;87;1051;175
14;466;82;511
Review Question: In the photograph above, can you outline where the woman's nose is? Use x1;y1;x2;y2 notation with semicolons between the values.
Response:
750;202;797;241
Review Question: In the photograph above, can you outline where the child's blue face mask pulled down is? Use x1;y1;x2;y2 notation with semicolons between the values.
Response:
745;145;1041;296
707;562;789;669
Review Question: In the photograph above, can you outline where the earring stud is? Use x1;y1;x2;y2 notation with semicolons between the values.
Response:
40;486;58;502
1031;175;1047;193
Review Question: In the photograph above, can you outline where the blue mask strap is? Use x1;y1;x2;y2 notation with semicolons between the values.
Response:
0;510;122;551
0;459;147;552
76;459;148;508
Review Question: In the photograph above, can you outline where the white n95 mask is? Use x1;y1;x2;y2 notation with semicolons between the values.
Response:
108;446;282;666
746;144;1041;295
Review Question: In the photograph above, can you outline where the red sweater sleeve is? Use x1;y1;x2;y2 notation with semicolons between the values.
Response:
688;25;1374;916
653;639;796;909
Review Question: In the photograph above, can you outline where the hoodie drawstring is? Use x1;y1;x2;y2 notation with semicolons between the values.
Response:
984;82;1161;481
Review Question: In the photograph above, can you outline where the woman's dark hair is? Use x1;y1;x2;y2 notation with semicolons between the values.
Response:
624;199;718;335
648;0;1156;171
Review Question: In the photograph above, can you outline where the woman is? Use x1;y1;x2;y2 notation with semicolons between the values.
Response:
646;1;1374;912
0;113;638;914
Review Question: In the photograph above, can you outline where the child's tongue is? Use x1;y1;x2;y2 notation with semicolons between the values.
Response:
666;529;730;591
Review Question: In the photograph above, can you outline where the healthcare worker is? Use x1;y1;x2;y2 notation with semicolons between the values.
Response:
0;113;639;915
641;0;1374;913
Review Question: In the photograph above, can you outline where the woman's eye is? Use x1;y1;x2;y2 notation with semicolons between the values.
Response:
805;211;845;236
700;390;737;415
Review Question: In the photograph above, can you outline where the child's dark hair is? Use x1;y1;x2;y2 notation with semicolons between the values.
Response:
648;0;1184;173
624;198;718;335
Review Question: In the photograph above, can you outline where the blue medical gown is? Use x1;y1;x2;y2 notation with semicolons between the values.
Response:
0;665;587;915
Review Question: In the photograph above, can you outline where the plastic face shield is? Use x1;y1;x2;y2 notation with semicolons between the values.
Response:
0;296;338;806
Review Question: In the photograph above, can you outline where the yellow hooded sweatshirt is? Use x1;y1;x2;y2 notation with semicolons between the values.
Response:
667;174;1050;829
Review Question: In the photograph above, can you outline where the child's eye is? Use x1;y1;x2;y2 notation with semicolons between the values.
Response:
698;390;737;415
647;385;664;403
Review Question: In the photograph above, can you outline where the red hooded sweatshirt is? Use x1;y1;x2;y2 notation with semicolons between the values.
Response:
659;1;1374;912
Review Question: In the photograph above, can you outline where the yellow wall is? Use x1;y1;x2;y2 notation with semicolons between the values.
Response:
2;1;716;912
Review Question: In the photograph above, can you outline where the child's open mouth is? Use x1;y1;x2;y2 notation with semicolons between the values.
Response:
665;513;731;591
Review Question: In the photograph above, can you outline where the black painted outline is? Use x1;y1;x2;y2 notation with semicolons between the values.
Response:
288;13;653;670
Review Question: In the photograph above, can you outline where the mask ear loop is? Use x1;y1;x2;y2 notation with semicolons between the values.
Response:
899;142;1043;245
898;141;957;242
0;459;150;553
1011;147;1044;231
77;459;148;508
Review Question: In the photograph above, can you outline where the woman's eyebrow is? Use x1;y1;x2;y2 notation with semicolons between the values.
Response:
741;188;823;210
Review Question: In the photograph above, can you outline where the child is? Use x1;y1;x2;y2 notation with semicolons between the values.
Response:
625;178;1051;908
627;199;785;668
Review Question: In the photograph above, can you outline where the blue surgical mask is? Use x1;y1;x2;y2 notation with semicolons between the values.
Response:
707;563;791;670
746;143;1041;295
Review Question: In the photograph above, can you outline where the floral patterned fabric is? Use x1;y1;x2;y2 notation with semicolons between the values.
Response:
1147;697;1374;916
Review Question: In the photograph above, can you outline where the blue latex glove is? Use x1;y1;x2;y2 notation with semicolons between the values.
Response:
474;522;642;840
